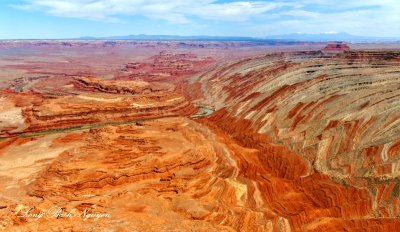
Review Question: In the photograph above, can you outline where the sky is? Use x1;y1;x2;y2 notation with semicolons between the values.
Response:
0;0;400;39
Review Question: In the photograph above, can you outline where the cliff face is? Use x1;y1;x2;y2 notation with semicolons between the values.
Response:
194;51;400;229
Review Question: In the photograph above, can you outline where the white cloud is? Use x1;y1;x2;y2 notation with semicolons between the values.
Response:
10;0;400;36
246;0;400;36
13;0;284;23
188;1;285;22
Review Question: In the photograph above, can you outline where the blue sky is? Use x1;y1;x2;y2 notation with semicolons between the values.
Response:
1;0;399;39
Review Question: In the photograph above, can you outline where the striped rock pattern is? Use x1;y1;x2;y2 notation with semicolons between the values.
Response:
195;51;400;226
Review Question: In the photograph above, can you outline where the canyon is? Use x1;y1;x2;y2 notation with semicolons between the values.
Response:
0;41;399;231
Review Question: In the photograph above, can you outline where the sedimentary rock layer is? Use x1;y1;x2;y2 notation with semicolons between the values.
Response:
199;51;400;183
74;76;175;94
193;50;400;229
197;110;400;231
21;93;195;132
0;77;196;136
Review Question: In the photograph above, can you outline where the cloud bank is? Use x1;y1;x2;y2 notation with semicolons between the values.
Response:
13;0;285;23
11;0;400;36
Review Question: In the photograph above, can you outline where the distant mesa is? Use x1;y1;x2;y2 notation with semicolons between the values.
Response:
322;42;351;53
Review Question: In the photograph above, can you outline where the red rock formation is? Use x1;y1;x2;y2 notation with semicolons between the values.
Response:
20;93;195;133
116;51;215;82
0;118;280;231
322;42;350;52
193;50;400;230
199;50;400;183
194;108;400;231
343;50;400;60
0;77;196;136
74;76;175;94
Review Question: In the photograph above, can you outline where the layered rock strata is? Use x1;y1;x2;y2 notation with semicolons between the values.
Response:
193;50;400;229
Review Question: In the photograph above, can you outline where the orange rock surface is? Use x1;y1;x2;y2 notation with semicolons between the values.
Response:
0;118;275;231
